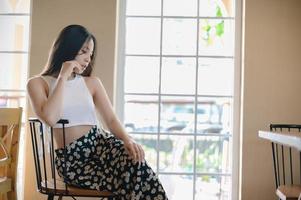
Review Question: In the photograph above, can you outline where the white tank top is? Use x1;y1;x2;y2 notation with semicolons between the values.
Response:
40;74;100;128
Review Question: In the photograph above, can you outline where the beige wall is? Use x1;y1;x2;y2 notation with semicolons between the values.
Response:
241;0;301;199
24;0;117;199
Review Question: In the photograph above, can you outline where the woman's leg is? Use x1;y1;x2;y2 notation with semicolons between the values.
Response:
93;128;168;200
55;126;106;189
55;126;168;199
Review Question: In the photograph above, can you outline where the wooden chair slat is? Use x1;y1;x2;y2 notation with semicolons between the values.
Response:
0;108;22;200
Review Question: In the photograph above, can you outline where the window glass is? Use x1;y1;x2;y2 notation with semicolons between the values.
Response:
0;16;30;51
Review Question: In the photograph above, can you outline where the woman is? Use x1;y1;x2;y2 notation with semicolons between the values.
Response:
27;24;168;200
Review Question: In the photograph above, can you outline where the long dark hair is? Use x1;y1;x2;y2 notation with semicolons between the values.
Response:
41;24;97;77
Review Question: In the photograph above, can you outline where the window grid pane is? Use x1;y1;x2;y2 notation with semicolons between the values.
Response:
161;57;196;95
125;17;161;55
126;0;161;16
0;0;30;14
163;0;198;17
124;95;159;133
125;56;160;93
0;15;30;51
162;18;197;55
0;53;29;90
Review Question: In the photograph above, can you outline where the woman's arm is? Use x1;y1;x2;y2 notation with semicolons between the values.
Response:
27;76;67;127
88;76;145;163
27;61;82;126
89;76;130;141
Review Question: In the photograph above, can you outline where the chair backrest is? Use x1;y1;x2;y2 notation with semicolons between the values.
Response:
270;124;301;189
0;107;22;199
29;118;116;199
28;118;70;195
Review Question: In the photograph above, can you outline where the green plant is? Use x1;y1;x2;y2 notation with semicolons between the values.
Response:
201;5;225;45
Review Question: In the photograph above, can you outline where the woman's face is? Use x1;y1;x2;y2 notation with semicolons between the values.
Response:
75;38;94;74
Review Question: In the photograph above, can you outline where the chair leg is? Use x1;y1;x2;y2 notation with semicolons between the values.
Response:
58;195;63;200
47;194;54;200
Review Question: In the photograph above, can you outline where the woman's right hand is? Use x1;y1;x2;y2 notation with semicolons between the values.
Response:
58;60;82;80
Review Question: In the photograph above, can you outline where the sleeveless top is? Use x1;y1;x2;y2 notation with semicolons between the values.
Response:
40;74;100;128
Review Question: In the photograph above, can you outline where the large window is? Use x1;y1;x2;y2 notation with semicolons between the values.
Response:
117;0;239;199
0;0;31;199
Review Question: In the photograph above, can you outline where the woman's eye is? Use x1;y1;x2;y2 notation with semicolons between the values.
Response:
78;49;92;57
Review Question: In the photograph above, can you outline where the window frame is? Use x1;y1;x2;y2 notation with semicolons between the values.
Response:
115;0;243;199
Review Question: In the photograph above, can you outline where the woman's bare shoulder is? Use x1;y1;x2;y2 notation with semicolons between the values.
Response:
27;75;48;91
83;76;103;88
27;75;43;85
83;76;101;95
83;75;100;83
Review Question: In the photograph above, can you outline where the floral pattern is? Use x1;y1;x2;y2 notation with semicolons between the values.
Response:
55;126;168;200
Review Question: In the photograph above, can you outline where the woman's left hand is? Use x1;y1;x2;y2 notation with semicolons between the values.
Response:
124;138;145;164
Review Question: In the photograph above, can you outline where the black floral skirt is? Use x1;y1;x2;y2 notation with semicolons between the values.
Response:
55;126;168;200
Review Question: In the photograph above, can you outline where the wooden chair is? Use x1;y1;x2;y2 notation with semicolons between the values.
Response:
0;107;22;200
270;124;301;200
28;118;117;200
